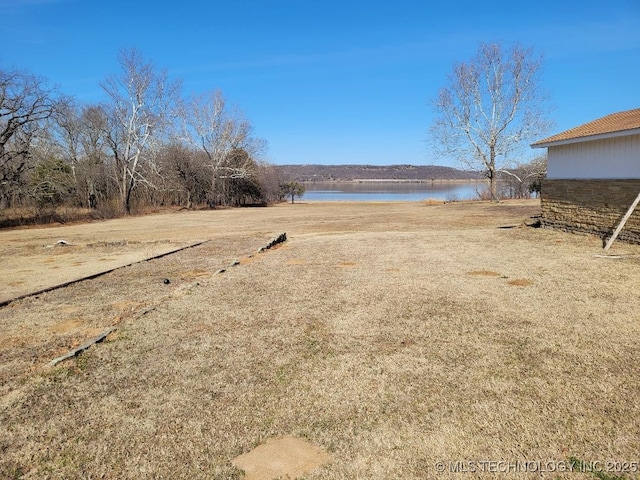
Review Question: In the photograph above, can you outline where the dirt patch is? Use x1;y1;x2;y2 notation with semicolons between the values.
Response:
49;318;85;334
240;256;258;265
83;327;105;337
180;269;211;279
111;300;145;311
232;436;331;480
467;270;501;277
336;261;358;267
508;278;534;287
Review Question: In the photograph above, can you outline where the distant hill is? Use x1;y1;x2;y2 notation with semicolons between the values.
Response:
275;164;482;182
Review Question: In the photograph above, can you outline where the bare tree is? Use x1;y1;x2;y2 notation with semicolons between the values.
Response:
40;100;84;207
158;143;210;208
101;48;181;213
77;104;115;209
500;154;547;199
178;90;265;206
0;67;57;208
222;148;264;205
51;100;82;166
431;42;551;201
256;161;284;204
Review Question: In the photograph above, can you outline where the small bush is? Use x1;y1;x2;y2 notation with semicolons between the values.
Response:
0;206;97;228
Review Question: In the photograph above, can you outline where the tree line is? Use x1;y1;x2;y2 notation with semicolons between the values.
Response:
1;49;285;221
276;164;483;182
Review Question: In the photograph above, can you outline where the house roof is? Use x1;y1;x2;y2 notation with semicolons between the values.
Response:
531;108;640;148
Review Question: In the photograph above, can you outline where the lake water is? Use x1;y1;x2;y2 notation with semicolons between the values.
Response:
301;181;484;202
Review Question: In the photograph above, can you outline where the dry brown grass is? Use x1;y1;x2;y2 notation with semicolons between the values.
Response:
1;200;640;479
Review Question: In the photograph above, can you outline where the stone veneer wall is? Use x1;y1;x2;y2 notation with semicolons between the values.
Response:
541;179;640;244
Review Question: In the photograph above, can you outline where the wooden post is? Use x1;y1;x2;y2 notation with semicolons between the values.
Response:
604;191;640;253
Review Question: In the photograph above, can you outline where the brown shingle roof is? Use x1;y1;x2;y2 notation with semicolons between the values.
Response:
531;108;640;147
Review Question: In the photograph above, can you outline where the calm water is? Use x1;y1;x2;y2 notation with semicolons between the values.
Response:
302;181;484;202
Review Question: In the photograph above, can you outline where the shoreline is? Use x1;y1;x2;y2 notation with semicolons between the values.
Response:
302;178;485;184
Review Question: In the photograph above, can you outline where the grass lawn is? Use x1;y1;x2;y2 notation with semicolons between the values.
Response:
1;200;639;479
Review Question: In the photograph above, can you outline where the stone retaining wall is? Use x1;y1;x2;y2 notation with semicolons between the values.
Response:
541;179;640;244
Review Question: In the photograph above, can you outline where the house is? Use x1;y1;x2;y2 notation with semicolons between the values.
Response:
531;108;640;243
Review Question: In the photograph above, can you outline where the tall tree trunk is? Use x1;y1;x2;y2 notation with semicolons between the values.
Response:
489;145;498;202
489;170;498;202
125;175;135;214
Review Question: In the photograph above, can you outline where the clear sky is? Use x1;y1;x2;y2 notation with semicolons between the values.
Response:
1;0;639;166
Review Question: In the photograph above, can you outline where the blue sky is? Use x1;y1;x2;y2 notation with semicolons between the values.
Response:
1;0;639;166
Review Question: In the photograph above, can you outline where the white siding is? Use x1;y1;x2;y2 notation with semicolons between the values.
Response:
546;134;640;179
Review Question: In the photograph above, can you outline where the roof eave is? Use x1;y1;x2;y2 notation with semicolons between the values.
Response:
531;127;640;149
